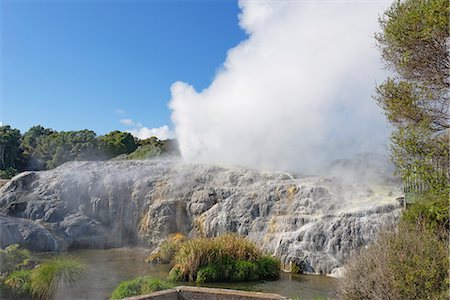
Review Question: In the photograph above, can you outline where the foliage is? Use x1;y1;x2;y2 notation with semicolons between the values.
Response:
0;167;18;179
343;2;450;298
375;0;449;188
30;256;86;300
338;221;449;299
3;269;32;295
402;189;449;231
146;233;186;264
21;125;55;170
0;244;31;275
98;131;138;159
115;137;178;160
168;234;279;283
196;264;222;283
0;124;179;174
109;276;172;300
0;125;21;170
255;255;280;279
230;260;258;282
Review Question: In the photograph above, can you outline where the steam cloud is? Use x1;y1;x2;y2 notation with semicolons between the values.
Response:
169;0;391;172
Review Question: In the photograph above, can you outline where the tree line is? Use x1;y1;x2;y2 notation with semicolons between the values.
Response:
0;125;178;179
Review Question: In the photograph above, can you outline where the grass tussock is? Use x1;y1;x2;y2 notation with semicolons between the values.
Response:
30;256;86;300
109;276;172;300
167;234;280;283
146;233;186;264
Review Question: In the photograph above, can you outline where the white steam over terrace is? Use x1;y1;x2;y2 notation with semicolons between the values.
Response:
170;0;391;172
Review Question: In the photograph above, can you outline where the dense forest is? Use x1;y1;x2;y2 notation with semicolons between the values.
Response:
0;125;178;179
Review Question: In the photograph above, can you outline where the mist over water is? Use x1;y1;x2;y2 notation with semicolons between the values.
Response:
170;0;391;173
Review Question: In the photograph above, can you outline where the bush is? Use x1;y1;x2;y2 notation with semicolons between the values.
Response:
402;190;449;232
110;276;172;300
3;269;31;294
30;256;86;300
0;244;31;274
339;221;448;299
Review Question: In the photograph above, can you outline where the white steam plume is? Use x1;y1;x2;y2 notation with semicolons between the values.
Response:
170;0;391;172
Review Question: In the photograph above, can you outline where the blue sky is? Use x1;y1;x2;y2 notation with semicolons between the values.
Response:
1;0;246;135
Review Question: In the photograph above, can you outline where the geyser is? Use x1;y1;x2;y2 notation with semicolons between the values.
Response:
170;0;391;172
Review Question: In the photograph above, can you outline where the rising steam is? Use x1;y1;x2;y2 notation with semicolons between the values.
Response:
169;0;391;173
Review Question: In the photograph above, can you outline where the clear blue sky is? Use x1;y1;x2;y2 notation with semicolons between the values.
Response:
0;0;246;135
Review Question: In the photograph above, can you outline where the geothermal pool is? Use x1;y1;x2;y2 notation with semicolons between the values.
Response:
1;248;338;300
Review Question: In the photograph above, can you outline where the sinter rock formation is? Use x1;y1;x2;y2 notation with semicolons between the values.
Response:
0;159;402;275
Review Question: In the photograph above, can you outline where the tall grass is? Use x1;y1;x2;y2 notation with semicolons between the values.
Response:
146;233;186;264
168;234;279;283
110;276;172;300
30;256;86;300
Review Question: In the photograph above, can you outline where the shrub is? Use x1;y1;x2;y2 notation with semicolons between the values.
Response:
339;221;448;299
30;256;86;300
0;244;31;275
3;269;32;294
110;276;172;300
402;190;449;232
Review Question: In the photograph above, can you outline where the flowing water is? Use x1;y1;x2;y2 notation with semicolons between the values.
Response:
1;247;338;300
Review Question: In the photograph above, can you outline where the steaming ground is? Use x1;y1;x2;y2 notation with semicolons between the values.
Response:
170;0;391;172
0;157;401;275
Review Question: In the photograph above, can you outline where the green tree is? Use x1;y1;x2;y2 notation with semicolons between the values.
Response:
0;125;21;170
44;130;100;169
98;130;137;159
375;0;449;191
21;125;55;170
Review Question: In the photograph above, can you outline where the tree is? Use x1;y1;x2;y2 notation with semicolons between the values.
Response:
98;131;137;159
44;130;100;169
375;0;449;190
21;125;55;170
0;125;21;170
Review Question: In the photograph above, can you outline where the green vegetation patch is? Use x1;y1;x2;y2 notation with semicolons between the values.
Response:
110;276;173;300
30;256;86;300
339;221;448;299
167;234;280;283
